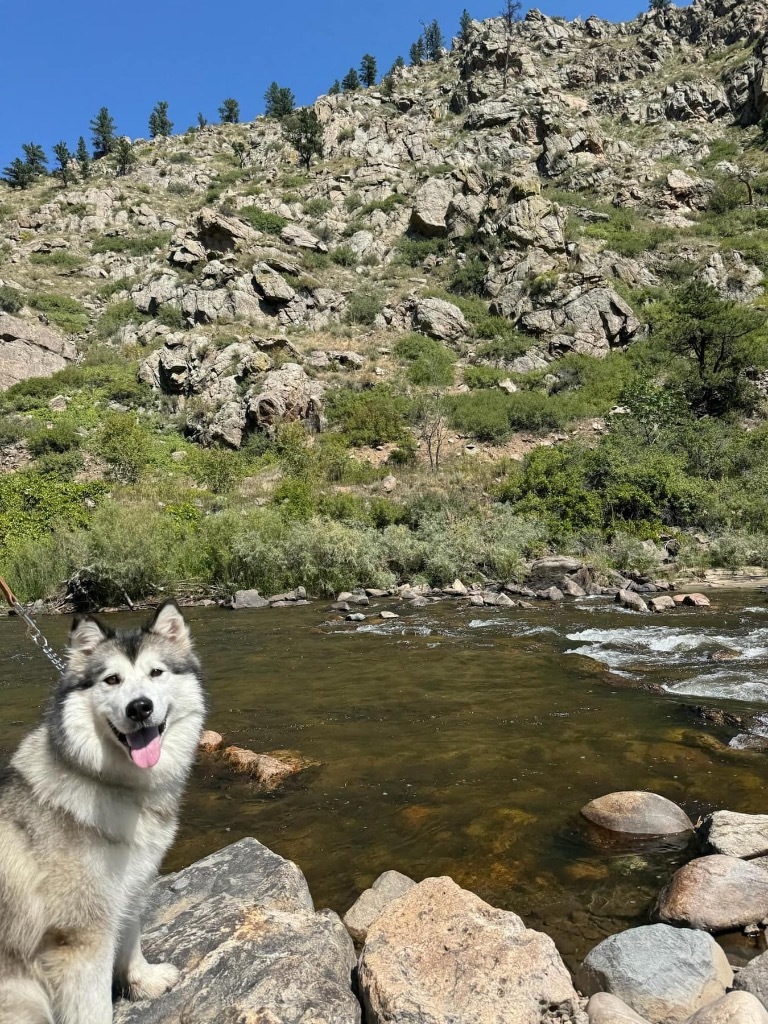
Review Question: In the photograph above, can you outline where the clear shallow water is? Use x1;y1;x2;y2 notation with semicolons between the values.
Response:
2;593;768;967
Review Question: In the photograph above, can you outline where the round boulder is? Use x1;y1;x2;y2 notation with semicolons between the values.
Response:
587;993;651;1024
581;792;694;835
655;855;768;932
686;992;768;1024
581;923;732;1024
734;949;768;1007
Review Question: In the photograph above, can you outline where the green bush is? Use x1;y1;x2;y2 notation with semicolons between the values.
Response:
394;235;449;266
91;232;171;256
92;413;156;483
464;365;507;389
29;250;85;272
237;206;287;234
156;304;185;329
394;334;455;385
360;194;409;216
28;293;88;333
326;386;409;446
0;471;104;552
345;286;383;324
708;177;749;214
449;256;487;297
303;198;332;217
581;210;673;257
0;284;23;314
96;299;146;339
331;245;358;267
28;423;81;456
167;181;194;196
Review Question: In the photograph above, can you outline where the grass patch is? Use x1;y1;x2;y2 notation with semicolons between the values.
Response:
91;232;171;257
28;293;88;334
29;250;85;272
237;206;288;234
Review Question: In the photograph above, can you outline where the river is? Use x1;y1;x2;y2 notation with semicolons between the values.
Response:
2;592;768;968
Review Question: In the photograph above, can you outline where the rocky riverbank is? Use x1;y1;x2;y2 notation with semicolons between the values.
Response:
114;794;768;1024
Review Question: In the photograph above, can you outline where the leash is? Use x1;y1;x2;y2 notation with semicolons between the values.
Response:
0;577;67;675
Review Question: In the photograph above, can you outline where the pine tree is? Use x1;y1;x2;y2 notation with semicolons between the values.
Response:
148;100;174;138
500;1;522;87
52;141;74;187
328;80;341;95
218;98;240;123
1;157;34;189
409;38;425;65
649;0;672;9
22;143;48;177
197;112;208;129
423;20;445;61
360;54;377;88
264;82;296;118
114;137;136;176
76;137;91;180
381;74;395;98
460;9;473;41
282;108;324;169
390;56;405;74
341;68;361;92
90;107;117;157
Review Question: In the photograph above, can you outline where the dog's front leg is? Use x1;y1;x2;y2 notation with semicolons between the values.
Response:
49;946;114;1024
114;914;179;1002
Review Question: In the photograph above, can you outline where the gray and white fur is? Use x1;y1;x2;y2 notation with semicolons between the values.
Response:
0;600;205;1023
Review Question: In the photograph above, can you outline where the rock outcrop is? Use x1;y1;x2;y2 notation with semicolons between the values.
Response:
0;313;77;390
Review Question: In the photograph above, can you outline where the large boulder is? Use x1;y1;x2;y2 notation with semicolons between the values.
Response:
281;223;328;252
358;876;579;1024
700;811;768;859
655;855;768;932
343;870;416;943
686;992;768;1024
410;177;457;237
0;312;77;390
522;285;641;357
734;949;768;1007
413;297;469;342
587;993;651;1024
498;196;567;252
246;362;326;434
195;207;261;252
581;792;694;836
581;924;732;1024
113;838;360;1024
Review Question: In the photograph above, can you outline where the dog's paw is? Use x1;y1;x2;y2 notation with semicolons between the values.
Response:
125;962;180;1001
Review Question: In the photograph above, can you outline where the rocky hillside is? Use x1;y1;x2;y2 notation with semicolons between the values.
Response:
3;0;768;604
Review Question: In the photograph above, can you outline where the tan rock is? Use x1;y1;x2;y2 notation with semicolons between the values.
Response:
343;870;416;943
359;876;578;1024
0;313;77;390
198;730;223;753
587;992;651;1024
701;811;768;859
649;596;676;613
683;593;711;607
686;991;768;1024
222;746;317;792
581;792;694;835
656;855;768;931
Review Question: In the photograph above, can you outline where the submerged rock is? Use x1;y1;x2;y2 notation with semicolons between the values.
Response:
582;924;732;1024
581;792;694;835
113;838;359;1024
358;876;579;1024
343;870;416;943
222;746;317;791
700;811;768;859
655;855;768;932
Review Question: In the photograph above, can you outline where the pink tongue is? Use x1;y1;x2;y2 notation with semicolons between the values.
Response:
126;727;162;769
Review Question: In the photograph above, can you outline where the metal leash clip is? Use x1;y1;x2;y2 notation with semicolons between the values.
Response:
0;577;67;676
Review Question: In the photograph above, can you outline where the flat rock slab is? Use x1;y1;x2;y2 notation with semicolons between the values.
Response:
734;949;768;1008
581;792;694;835
114;837;360;1023
359;876;579;1024
656;855;768;932
587;992;651;1024
343;870;416;943
686;991;768;1024
581;923;732;1024
701;811;768;859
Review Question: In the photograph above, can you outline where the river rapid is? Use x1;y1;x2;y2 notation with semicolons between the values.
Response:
2;591;768;967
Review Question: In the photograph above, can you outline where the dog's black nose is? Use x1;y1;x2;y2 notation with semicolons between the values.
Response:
126;697;154;722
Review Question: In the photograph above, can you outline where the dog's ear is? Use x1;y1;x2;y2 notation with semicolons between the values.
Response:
68;615;109;657
147;600;190;646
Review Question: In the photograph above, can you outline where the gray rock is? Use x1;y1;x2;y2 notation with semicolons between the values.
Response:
359;876;579;1024
281;223;328;252
616;589;649;613
343;870;416;943
410;177;457;237
582;924;732;1024
379;611;399;620
701;811;768;859
587;993;651;1024
734;949;768;1008
649;596;676;613
113;838;360;1024
413;297;468;342
231;589;269;610
656;855;768;932
686;992;768;1024
581;792;694;836
0;313;77;390
252;263;296;303
538;586;564;601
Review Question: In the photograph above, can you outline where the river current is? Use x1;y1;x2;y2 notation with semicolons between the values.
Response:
2;591;767;967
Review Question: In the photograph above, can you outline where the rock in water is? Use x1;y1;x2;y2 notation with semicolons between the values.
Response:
343;870;416;943
655;855;768;931
616;589;649;613
198;730;223;753
582;924;732;1024
112;838;360;1024
581;792;694;835
587;993;652;1024
700;811;768;858
358;876;579;1024
686;992;768;1024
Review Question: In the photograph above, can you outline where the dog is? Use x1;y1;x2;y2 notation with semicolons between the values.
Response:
0;600;205;1024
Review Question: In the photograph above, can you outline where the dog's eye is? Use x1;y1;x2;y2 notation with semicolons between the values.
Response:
149;668;164;678
104;674;121;686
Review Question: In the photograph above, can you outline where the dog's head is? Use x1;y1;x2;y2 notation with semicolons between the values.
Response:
50;601;205;783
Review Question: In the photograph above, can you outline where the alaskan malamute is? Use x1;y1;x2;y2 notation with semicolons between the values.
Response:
0;600;205;1023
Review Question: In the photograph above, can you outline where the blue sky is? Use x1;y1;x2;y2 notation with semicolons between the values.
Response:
1;0;649;170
